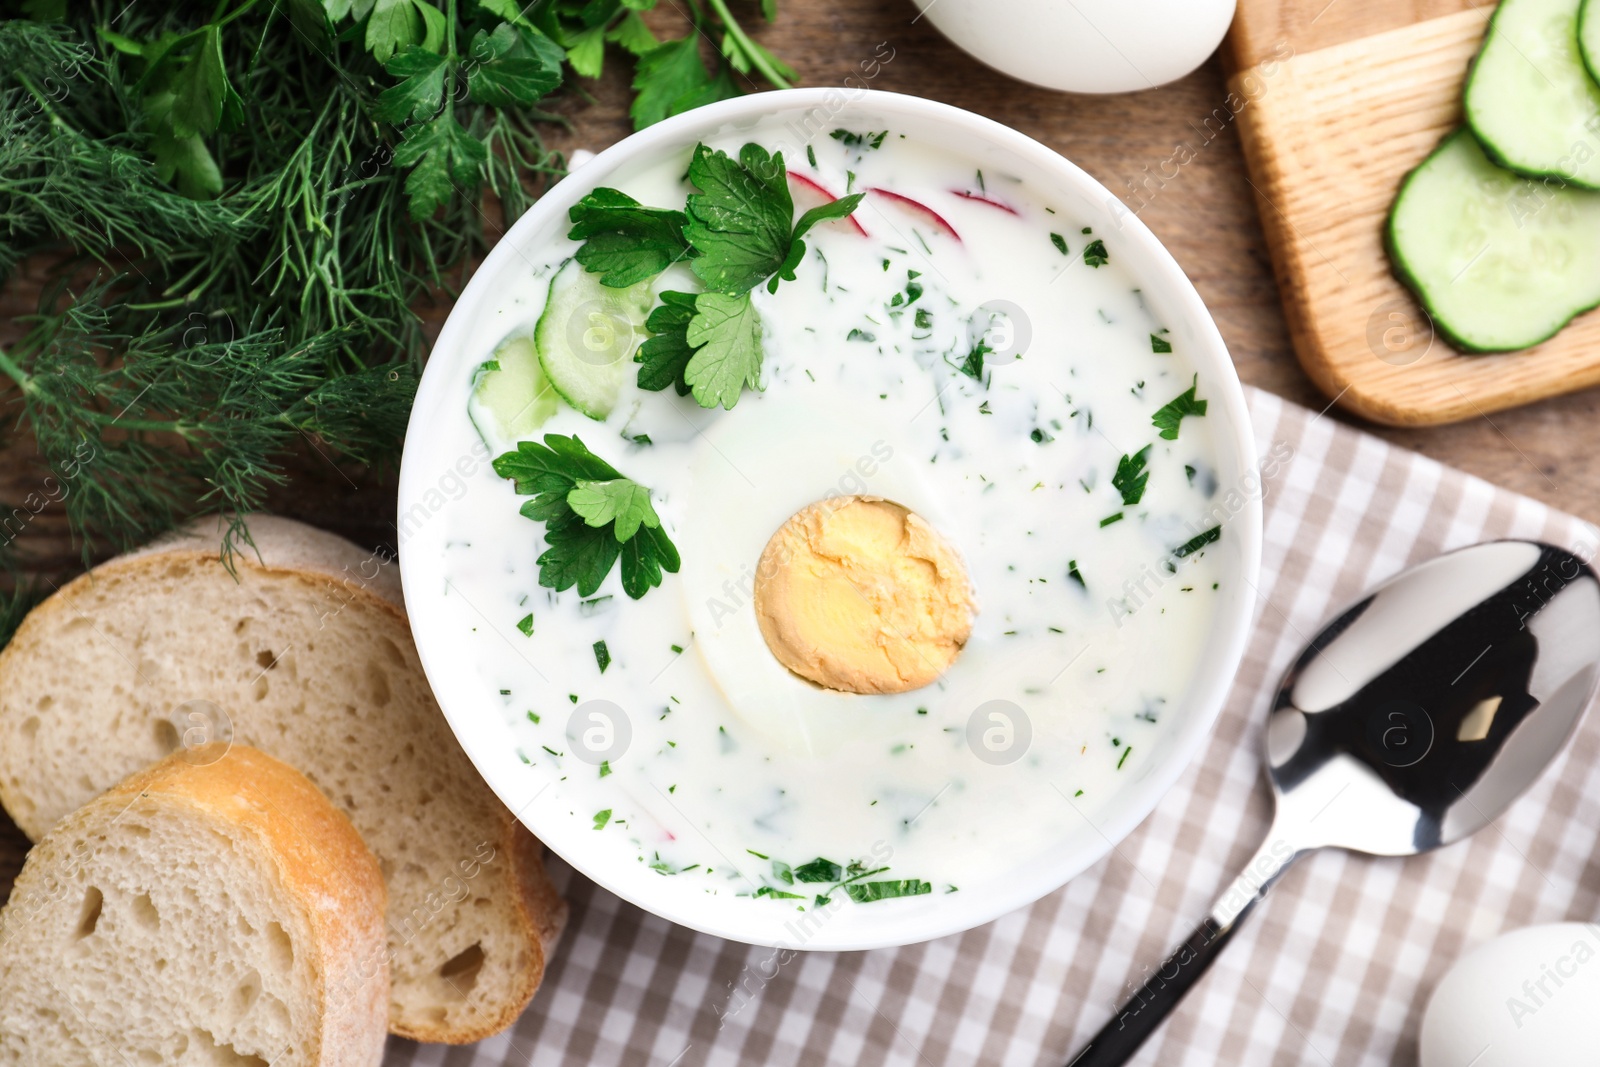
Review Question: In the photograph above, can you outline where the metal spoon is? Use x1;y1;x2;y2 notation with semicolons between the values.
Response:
1067;540;1600;1066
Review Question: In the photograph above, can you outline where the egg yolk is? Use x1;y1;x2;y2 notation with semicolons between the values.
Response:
752;496;975;694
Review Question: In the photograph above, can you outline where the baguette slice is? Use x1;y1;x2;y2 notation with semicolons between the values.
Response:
0;514;567;1043
0;745;388;1067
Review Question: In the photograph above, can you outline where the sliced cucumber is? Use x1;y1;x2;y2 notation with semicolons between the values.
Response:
1465;0;1600;188
467;335;560;452
1388;128;1600;352
1580;0;1600;85
534;259;653;420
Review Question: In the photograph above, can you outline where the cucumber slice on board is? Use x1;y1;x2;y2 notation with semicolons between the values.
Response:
1388;128;1600;352
1465;0;1600;188
467;336;560;452
535;259;653;420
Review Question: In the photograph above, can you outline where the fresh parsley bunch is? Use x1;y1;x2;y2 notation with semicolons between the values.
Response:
313;0;797;215
492;434;678;599
532;0;794;130
567;141;863;409
82;0;796;219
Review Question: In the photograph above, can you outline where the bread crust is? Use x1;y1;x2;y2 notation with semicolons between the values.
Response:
2;746;390;1066
0;513;567;1044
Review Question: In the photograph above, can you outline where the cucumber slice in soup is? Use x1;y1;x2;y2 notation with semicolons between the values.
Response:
1465;0;1600;188
467;336;560;451
535;259;653;420
1388;128;1600;352
1580;0;1600;84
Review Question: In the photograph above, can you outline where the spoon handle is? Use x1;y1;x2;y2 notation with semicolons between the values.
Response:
1064;838;1303;1066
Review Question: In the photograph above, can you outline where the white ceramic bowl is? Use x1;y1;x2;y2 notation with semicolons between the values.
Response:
398;89;1262;950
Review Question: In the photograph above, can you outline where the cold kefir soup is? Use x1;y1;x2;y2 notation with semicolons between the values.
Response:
424;116;1229;913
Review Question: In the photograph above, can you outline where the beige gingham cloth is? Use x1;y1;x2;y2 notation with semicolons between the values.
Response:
385;386;1600;1066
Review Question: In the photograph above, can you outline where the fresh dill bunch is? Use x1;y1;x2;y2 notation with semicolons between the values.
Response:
0;98;248;280
0;17;428;562
0;23;245;280
0;279;416;564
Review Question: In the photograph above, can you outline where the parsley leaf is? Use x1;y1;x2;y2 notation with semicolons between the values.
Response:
569;477;661;541
493;435;680;599
464;23;563;108
1151;333;1173;354
145;92;222;199
607;12;658;57
166;26;234;139
959;341;990;382
830;128;887;150
140;25;243;199
375;46;448;124
567;189;691;287
684;142;794;294
619;524;680;599
537;507;621;596
845;879;932;903
635;290;766;408
684;291;764;409
793;858;843;883
1112;445;1152;506
753;885;805;900
475;0;540;27
366;0;435;64
392;111;488;220
1173;525;1222;559
495;432;619;508
568;141;862;409
1083;239;1109;267
634;291;698;394
630;36;736;129
1050;232;1068;255
1152;375;1208;440
415;1;448;51
793;192;865;241
563;23;607;78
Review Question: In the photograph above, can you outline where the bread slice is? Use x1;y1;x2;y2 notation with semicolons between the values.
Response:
0;514;567;1043
0;745;388;1067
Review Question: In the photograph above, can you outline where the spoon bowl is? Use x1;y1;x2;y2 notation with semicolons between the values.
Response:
1268;540;1600;856
1069;540;1600;1066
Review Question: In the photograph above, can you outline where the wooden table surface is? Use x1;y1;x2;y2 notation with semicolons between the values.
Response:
2;0;1595;904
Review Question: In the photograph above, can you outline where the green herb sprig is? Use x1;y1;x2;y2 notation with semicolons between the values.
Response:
566;141;863;410
1112;446;1151;507
1152;375;1208;440
759;854;932;906
492;433;679;599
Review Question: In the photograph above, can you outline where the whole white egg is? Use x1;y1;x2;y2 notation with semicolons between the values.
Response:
911;0;1238;95
1420;922;1600;1066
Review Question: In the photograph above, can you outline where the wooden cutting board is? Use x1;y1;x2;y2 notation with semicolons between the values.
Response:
1222;0;1600;425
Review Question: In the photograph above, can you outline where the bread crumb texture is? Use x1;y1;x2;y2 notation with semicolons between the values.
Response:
0;515;566;1043
0;746;388;1067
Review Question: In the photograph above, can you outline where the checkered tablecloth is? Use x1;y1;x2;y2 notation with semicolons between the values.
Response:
385;386;1600;1066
